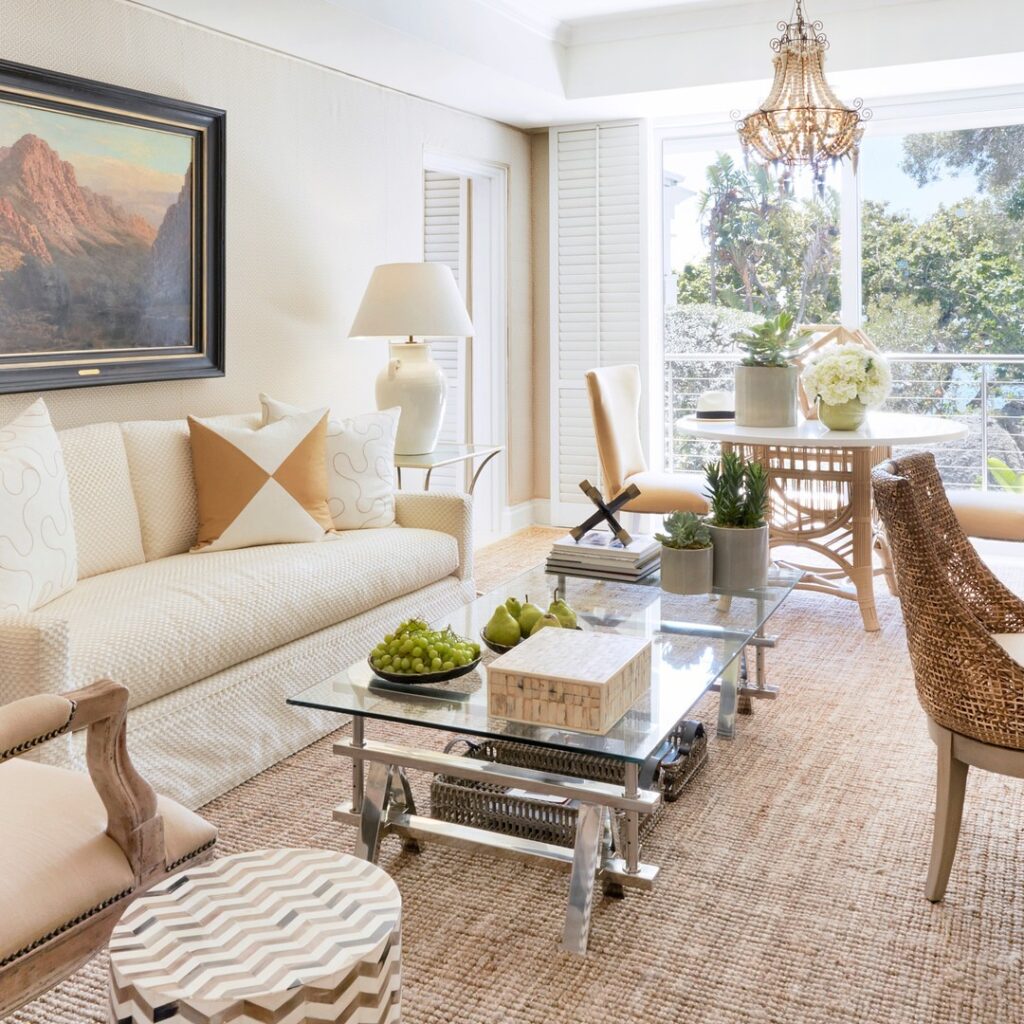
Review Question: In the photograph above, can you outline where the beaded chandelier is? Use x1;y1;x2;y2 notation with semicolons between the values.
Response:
736;0;870;186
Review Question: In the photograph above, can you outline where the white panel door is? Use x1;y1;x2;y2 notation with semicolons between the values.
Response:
423;170;468;490
549;122;647;526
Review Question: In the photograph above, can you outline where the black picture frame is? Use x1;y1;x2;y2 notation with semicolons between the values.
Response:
0;60;225;394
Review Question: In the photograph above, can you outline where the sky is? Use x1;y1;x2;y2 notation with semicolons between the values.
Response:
664;132;980;273
0;99;192;227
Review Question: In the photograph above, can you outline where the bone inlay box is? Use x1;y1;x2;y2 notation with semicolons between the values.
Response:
487;629;652;734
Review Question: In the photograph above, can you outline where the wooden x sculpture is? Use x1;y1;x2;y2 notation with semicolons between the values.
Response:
569;480;640;546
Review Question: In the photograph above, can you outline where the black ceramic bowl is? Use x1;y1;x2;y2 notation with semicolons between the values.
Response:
367;655;482;685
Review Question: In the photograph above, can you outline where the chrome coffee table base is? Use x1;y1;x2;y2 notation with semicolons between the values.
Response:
333;722;660;955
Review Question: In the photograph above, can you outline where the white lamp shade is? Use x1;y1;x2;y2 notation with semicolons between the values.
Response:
349;262;474;339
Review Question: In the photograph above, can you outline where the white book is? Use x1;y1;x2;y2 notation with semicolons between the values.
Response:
550;531;659;564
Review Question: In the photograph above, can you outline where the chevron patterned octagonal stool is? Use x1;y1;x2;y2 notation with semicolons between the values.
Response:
107;847;402;1024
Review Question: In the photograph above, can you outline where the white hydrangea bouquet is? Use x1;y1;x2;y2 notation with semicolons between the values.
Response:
801;342;892;429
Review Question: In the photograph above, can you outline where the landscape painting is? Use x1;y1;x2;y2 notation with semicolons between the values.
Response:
0;61;224;393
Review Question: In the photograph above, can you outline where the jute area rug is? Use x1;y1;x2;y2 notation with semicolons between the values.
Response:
11;527;1024;1024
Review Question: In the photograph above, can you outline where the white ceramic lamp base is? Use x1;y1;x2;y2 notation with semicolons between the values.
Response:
376;340;447;455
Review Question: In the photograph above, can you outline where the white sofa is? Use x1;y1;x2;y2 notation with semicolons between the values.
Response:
1;414;475;810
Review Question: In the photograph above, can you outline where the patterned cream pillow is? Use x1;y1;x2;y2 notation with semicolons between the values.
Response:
259;394;399;530
0;399;77;611
188;408;335;552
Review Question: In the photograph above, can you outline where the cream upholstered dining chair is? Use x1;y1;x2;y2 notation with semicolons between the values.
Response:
872;452;1024;902
585;364;707;516
946;488;1024;542
0;679;217;1016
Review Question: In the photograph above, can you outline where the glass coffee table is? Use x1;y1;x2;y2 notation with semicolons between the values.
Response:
290;563;801;954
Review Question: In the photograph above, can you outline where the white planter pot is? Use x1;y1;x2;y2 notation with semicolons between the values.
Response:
660;545;713;595
375;341;446;455
735;365;798;427
707;524;769;591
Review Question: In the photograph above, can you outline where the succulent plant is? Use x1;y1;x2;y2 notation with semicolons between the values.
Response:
704;451;769;528
732;311;809;368
655;510;712;550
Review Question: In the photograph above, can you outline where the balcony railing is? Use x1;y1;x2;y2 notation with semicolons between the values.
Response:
664;353;1024;492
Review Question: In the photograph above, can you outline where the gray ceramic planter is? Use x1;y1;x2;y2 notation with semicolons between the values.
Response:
708;524;769;591
660;545;713;595
735;365;798;427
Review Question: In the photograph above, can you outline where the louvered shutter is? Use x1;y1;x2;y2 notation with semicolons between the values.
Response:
423;170;468;490
550;122;647;524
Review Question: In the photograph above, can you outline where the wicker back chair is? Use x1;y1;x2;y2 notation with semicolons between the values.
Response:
872;452;1024;901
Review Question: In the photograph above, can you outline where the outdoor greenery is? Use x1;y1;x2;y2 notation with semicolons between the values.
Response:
655;510;712;550
668;126;1024;488
676;154;839;324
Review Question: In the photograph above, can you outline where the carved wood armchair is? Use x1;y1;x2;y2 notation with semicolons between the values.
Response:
0;680;217;1016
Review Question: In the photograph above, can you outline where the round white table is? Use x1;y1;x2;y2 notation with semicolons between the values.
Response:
676;411;968;631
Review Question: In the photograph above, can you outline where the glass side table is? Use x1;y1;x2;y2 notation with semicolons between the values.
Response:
395;443;503;493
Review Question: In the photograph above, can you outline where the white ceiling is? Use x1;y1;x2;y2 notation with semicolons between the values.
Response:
136;0;1024;129
489;0;722;34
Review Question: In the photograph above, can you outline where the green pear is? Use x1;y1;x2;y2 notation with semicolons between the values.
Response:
505;596;522;619
518;602;543;637
530;612;562;636
548;598;577;630
485;605;521;647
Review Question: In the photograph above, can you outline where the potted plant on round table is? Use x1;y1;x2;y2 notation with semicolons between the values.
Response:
799;342;892;430
732;312;809;427
656;511;713;595
704;451;770;590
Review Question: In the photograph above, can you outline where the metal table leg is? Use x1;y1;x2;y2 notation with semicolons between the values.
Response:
468;449;501;495
351;715;365;810
717;656;741;739
562;802;604;955
355;760;392;862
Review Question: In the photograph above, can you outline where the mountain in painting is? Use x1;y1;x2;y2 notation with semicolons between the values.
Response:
0;133;191;353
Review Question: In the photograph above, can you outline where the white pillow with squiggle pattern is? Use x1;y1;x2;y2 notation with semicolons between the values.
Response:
0;398;77;611
259;394;400;530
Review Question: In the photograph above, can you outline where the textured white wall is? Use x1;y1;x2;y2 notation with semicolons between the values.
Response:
0;0;535;503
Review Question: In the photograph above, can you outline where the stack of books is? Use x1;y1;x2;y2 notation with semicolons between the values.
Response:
545;530;661;582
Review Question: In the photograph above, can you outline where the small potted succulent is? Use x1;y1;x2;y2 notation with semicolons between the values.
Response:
800;342;892;430
732;311;809;427
655;511;713;595
704;451;770;590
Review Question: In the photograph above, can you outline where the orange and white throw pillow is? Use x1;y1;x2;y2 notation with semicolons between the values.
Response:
187;408;334;552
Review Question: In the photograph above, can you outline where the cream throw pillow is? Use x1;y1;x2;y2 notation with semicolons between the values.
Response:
188;408;335;552
259;394;399;530
0;399;77;611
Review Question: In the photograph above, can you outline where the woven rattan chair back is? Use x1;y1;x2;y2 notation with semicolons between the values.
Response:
872;452;1024;750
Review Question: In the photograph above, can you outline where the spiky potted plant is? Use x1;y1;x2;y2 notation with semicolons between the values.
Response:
704;451;770;590
656;511;713;595
732;311;808;427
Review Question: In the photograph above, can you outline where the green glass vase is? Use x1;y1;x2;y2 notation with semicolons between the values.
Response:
819;397;867;431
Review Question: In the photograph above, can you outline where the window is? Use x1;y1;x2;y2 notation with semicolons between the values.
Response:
661;119;1024;492
662;140;840;474
860;126;1024;489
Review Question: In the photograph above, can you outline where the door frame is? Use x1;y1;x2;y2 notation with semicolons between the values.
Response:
422;149;509;544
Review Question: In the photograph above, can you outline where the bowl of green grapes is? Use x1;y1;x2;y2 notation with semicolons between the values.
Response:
480;596;580;655
368;618;481;684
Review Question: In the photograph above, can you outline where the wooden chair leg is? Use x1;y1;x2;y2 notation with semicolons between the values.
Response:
926;724;969;903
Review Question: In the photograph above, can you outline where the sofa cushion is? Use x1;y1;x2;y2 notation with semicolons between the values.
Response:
121;415;263;561
60;422;145;579
0;399;77;612
43;527;459;708
188;409;335;551
0;758;215;965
